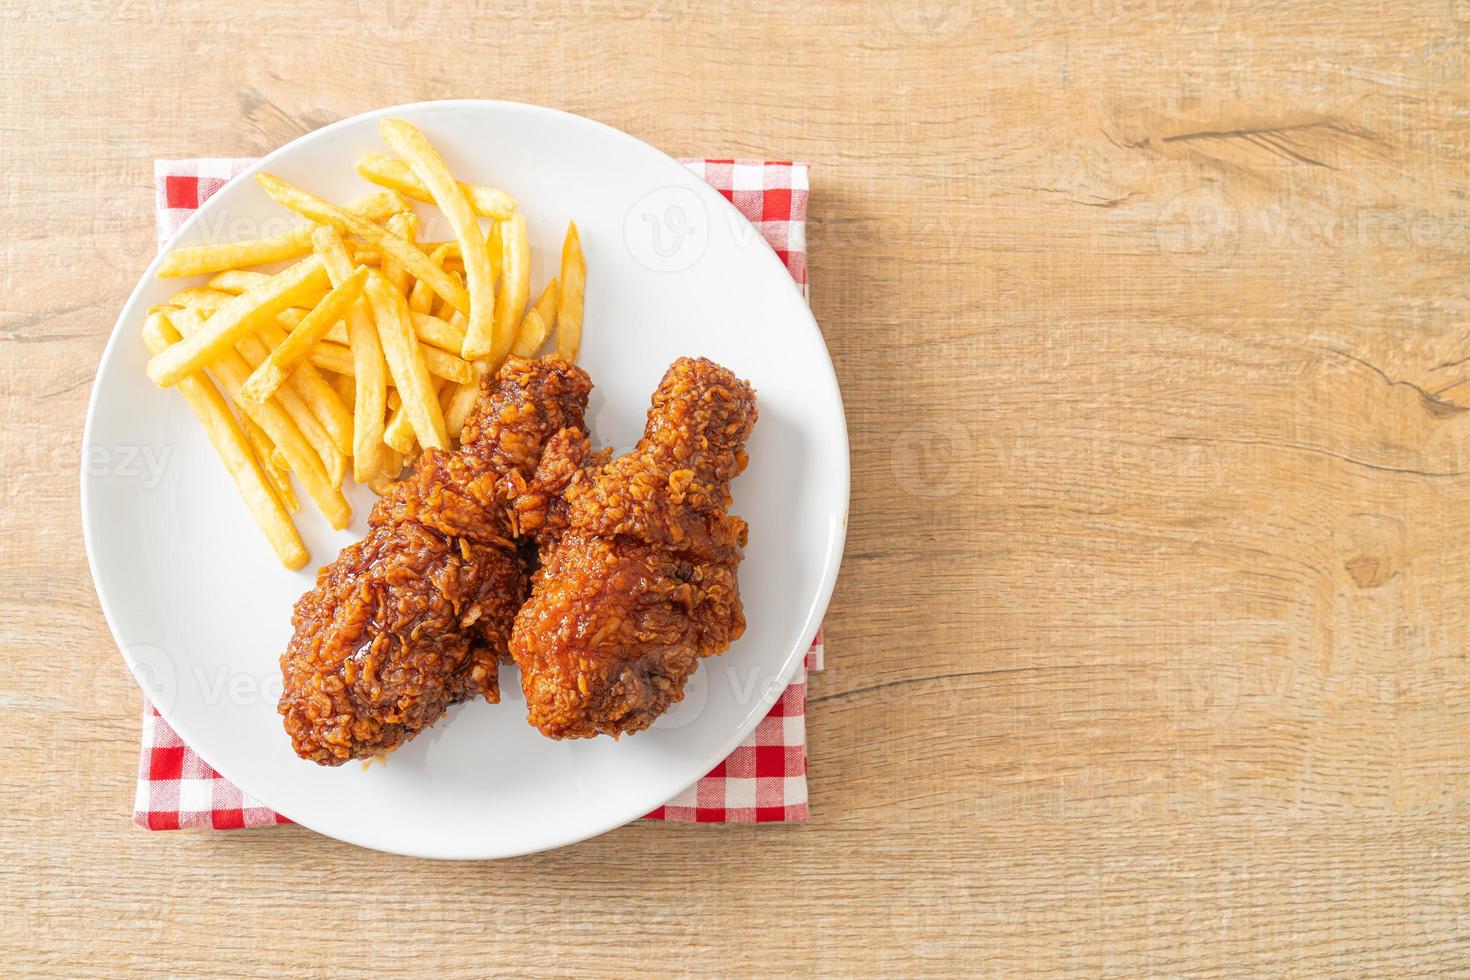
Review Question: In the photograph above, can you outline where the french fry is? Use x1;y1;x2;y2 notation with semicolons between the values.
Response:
381;211;418;295
189;300;348;476
410;310;467;353
206;269;269;294
315;226;387;482
367;446;404;494
146;256;329;388
166;287;237;312
364;270;448;451
532;277;559;329
239;413;299;514
486;227;501;284
491;213;529;367
328;372;355;415
169;307;350;529
239;263;368;405
256;173;469;314
378;119;497;364
246;323;351;485
306;339;471;384
443;367;485;440
355;151;515;220
383;379;441;454
421;346;475;383
156;191;405;277
557;221;585;362
513;276;559;357
409;243;452;314
307;342;356;376
325;309;465;354
142;312;308;570
511;309;550;358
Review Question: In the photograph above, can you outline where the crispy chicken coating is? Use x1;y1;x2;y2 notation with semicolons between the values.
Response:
510;357;757;739
278;356;592;765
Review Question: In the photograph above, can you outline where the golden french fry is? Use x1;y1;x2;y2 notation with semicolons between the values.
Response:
308;339;470;384
355;151;515;220
421;346;474;384
256;173;469;314
168;307;350;529
364;270;448;451
182;297;349;456
491;213;529;368
240;263;368;405
315;226;388;482
247;322;351;485
485;227;501;284
307;342;355;376
328;372;355;414
146;256;329;388
378;119;497;365
532;277;559;329
156;191;405;277
409;243;452;314
410;310;467;352
557;220;585;362
443;366;485;440
205;270;269;294
367;446;404;494
239;413;299;514
381;211;418;295
142;312;308;569
511;308;550;358
328;309;465;354
383;375;442;454
327;308;466;353
166;287;237;312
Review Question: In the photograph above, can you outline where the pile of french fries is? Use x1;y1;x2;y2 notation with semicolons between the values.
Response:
144;118;587;571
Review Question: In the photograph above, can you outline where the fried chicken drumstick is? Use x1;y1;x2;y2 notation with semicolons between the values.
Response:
279;356;592;765
510;357;758;739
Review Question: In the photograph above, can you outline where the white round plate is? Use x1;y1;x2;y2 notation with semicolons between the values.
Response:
82;100;847;859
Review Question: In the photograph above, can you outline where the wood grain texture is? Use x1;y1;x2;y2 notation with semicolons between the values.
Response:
3;0;1470;975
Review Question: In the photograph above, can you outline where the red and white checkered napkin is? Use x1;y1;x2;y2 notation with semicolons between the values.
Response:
136;157;822;830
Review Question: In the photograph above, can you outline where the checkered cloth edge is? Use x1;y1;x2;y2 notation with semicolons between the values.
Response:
136;156;821;830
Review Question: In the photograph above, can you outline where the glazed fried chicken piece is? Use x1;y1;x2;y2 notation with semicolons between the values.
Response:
510;357;757;739
279;356;593;765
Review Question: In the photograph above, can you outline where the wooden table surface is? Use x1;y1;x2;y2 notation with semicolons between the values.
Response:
4;1;1469;975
